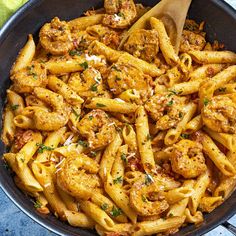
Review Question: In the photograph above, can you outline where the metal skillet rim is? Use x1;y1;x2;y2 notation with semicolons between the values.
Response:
0;0;236;235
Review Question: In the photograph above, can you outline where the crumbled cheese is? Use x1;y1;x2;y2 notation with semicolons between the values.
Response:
55;158;65;168
113;14;122;22
108;122;115;127
85;54;103;63
114;98;125;103
64;134;74;146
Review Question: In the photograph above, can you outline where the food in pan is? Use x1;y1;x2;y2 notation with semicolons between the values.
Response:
1;0;236;235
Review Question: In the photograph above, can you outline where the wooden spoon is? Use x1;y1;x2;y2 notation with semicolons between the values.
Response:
118;0;192;53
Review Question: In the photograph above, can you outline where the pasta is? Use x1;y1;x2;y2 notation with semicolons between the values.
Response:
1;0;236;235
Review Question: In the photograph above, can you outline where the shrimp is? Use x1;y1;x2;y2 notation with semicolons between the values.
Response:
129;175;169;216
77;109;116;150
107;63;152;100
144;92;187;130
170;140;207;179
201;94;236;134
11;62;47;93
39;17;73;55
180;30;206;53
124;29;159;63
68;68;110;98
32;87;70;131
86;24;121;49
103;0;137;29
57;153;101;200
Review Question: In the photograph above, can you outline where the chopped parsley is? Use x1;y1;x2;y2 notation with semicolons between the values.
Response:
27;65;38;79
146;134;152;141
96;103;106;107
167;90;178;97
90;83;98;92
20;157;25;162
101;203;109;211
89;115;93;120
90;151;97;157
142;195;147;202
169;213;174;217
80;62;88;70
203;98;209;106
115;76;122;81
117;12;125;18
121;153;127;163
77;140;88;148
180;133;190;139
113;176;123;184
36;143;54;153
72;108;80;120
110;206;122;217
33;200;42;209
145;174;154;185
167;100;174;106
218;87;226;92
11;104;19;111
111;65;121;72
69;50;82;56
179;112;183;118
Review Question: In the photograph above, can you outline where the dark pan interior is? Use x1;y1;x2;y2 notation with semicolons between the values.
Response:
0;0;236;235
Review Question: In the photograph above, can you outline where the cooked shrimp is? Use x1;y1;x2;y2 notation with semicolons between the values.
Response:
68;67;110;98
39;17;73;55
124;29;159;63
180;30;206;53
145;92;187;130
33;87;70;131
170;140;207;179
57;154;100;200
129;175;169;216
86;24;121;49
202;94;236;134
11;62;47;93
107;63;152;100
103;0;137;29
77;109;116;149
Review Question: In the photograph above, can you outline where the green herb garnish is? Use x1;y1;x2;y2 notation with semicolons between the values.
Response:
117;12;125;18
33;200;42;209
36;143;54;153
11;104;19;111
113;176;123;184
69;50;82;56
167;100;174;106
90;84;98;92
179;112;183;118
180;133;190;139
77;140;88;148
110;206;122;217
115;76;122;81
146;134;152;141
90;151;97;157
218;87;226;92
111;65;121;72
72;108;80;120
142;195;147;202
121;153;127;163
203;98;209;106
89;115;93;120
96;103;106;107
101;203;109;211
80;62;88;70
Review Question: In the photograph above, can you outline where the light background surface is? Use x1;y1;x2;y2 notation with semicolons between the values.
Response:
0;0;236;235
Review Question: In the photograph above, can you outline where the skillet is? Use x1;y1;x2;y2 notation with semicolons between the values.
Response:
0;0;236;235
